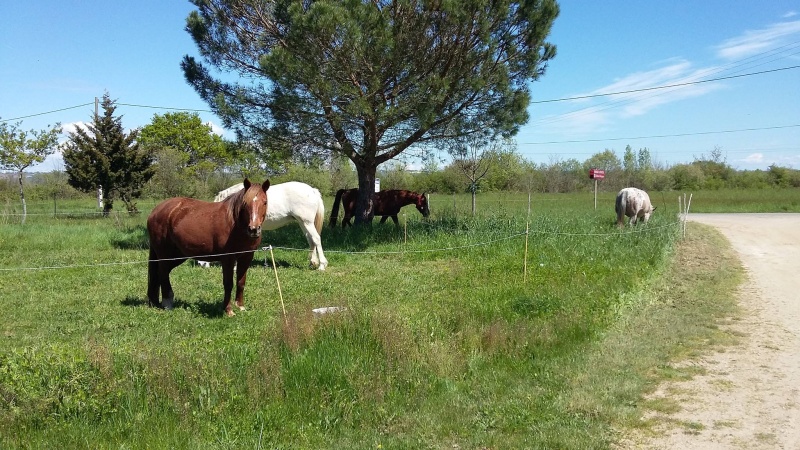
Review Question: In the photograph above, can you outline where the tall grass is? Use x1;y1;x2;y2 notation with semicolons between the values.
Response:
0;189;767;448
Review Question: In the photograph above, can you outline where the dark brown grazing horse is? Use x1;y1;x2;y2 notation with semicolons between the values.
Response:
329;188;430;227
147;179;270;317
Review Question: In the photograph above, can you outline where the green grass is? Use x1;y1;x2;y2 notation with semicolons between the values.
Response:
678;188;800;212
0;189;777;448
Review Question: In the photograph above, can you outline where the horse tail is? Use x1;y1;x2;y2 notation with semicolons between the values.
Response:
329;188;346;228
615;190;626;227
315;195;324;234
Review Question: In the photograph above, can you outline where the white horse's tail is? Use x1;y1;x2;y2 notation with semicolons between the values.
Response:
615;191;627;227
314;196;324;234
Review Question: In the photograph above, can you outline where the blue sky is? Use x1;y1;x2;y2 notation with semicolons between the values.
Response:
1;1;799;172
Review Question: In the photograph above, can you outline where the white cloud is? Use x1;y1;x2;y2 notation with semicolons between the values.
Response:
533;60;725;132
205;120;226;136
530;19;800;136
736;153;800;169
740;153;764;164
60;121;90;136
532;107;612;135
783;11;798;19
714;20;800;60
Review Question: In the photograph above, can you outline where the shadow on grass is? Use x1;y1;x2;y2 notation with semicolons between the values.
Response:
320;222;419;251
121;295;226;318
195;257;294;270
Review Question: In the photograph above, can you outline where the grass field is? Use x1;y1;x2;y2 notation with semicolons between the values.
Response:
0;189;777;448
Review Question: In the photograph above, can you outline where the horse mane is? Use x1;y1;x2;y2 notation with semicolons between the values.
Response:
222;185;251;221
395;190;425;207
406;190;422;202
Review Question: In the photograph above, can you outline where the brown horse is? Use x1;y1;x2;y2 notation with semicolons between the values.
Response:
329;188;430;227
147;179;270;317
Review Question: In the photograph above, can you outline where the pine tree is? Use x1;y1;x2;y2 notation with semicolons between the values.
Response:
182;0;559;224
63;93;154;213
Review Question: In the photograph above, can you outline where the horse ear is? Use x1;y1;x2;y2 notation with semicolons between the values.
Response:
243;178;252;190
262;180;270;191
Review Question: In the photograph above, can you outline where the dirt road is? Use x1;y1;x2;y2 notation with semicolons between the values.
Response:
640;213;800;449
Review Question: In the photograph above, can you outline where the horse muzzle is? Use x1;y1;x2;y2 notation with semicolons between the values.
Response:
247;226;262;238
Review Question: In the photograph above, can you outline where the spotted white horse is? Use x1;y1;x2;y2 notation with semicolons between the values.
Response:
198;181;328;270
615;187;656;227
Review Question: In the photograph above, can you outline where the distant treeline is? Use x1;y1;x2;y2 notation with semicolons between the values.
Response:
1;153;798;204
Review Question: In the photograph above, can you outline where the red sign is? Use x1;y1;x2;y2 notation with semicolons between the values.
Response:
589;169;605;180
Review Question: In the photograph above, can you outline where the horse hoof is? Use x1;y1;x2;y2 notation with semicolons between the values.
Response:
162;298;174;310
238;305;246;311
225;309;236;317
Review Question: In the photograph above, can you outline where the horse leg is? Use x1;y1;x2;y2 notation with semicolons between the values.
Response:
234;254;255;312
147;248;161;307
312;232;327;271
157;267;174;310
391;215;399;226
159;259;183;310
379;215;388;224
221;259;236;316
302;222;327;271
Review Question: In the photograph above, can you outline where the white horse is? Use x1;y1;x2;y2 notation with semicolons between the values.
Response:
615;187;656;227
199;181;328;270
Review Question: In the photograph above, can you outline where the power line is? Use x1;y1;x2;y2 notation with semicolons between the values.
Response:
117;103;213;113
520;124;800;145
517;145;800;157
1;102;214;125
5;63;798;125
527;43;800;127
530;65;800;104
1;103;94;123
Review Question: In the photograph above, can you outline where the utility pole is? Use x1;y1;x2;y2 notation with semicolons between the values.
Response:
94;96;102;211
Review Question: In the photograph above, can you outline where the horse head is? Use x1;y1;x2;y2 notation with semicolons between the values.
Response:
241;178;271;238
416;192;430;217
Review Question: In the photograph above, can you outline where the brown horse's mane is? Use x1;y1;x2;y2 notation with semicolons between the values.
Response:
377;190;423;211
221;184;251;221
399;190;423;203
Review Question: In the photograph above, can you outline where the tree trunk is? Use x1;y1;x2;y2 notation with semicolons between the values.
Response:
17;171;27;225
353;162;377;225
103;198;113;216
471;190;477;216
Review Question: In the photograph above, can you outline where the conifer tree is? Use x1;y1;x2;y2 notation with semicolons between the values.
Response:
182;0;559;224
63;93;154;213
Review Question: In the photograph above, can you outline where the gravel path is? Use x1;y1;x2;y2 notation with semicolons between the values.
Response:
638;213;800;449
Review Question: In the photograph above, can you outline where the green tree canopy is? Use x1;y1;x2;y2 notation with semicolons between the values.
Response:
0;120;62;223
62;94;155;213
583;149;622;191
182;0;559;224
583;149;621;173
139;111;231;197
139;111;228;166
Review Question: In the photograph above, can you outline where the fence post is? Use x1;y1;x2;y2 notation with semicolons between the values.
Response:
523;221;530;283
403;213;407;248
